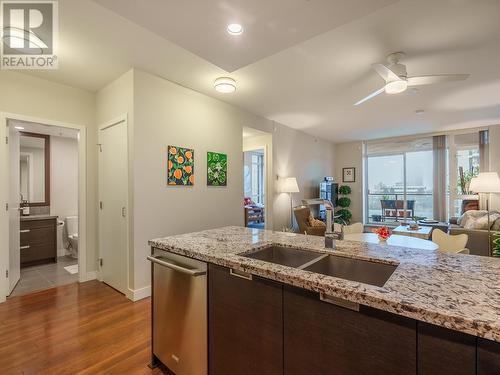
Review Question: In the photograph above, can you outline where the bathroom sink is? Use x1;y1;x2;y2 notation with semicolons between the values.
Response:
304;255;397;287
241;245;324;268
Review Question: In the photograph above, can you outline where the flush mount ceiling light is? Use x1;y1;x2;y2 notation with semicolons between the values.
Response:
227;23;243;35
14;126;24;130
214;77;236;93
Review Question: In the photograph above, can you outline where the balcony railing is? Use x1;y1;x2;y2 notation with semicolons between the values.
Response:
367;193;433;223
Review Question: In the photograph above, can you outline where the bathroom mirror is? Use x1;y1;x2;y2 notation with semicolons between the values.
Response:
19;132;50;206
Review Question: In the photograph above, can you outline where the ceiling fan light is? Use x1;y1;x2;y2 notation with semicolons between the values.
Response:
214;77;236;93
385;79;408;94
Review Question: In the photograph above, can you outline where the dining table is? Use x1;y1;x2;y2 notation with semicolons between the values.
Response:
343;233;439;251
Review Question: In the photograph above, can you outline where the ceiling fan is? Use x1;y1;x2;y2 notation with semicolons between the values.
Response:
354;52;469;106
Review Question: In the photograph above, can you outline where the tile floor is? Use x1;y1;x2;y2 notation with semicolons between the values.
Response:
9;256;78;297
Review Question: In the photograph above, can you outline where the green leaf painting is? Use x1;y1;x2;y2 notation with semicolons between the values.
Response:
167;145;194;186
207;152;227;186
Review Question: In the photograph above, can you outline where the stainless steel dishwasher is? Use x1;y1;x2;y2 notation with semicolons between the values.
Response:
148;251;207;375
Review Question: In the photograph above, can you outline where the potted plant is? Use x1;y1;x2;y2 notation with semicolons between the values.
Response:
336;185;352;224
373;226;391;243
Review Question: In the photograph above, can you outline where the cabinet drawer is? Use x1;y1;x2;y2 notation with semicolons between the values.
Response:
21;218;56;230
20;243;56;265
21;226;56;247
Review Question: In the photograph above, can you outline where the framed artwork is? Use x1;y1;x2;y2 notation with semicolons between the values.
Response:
167;145;194;186
207;151;227;186
342;167;355;183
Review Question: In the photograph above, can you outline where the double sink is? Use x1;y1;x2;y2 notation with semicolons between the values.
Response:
241;245;396;287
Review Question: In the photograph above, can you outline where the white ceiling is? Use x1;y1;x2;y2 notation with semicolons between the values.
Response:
23;0;500;143
93;0;397;72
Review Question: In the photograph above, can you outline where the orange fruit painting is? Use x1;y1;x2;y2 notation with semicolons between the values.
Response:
167;145;194;186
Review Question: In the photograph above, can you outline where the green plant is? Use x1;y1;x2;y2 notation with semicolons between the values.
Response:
337;208;352;222
381;195;390;201
338;185;351;195
493;233;500;258
336;185;352;224
337;197;351;208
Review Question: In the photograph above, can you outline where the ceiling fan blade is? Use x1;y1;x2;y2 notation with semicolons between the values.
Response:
407;74;469;86
354;86;386;106
372;63;400;82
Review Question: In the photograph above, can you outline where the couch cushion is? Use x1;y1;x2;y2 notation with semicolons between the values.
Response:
458;210;500;230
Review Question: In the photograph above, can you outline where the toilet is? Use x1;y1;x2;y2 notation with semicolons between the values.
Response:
65;216;78;258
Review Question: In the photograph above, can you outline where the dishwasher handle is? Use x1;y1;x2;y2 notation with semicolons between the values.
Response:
147;255;206;277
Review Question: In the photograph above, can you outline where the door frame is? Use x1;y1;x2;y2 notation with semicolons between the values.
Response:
97;114;130;299
0;112;87;302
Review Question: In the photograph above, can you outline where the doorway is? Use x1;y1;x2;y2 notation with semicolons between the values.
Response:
242;126;273;230
0;113;87;301
98;116;129;296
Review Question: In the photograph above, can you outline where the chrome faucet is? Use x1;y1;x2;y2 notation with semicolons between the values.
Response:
301;198;344;249
325;204;344;249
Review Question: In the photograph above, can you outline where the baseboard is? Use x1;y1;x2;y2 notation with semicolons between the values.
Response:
85;271;98;281
128;285;151;302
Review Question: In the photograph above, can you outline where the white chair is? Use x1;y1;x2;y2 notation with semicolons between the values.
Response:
431;229;469;254
342;222;364;235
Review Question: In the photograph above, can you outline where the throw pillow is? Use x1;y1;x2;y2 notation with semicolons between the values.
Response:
308;214;326;227
459;210;500;230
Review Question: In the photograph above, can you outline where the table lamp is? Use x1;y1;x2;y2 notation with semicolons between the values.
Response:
281;177;300;229
469;172;500;257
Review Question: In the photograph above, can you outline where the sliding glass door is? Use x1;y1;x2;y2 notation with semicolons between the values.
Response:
365;138;434;224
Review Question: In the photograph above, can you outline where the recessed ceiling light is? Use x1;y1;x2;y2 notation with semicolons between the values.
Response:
415;109;425;115
214;77;236;93
227;23;243;35
15;126;24;130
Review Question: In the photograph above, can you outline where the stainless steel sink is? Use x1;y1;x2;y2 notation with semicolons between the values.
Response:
241;245;324;268
304;255;397;287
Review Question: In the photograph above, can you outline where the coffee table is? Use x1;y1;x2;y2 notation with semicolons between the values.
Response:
392;225;432;240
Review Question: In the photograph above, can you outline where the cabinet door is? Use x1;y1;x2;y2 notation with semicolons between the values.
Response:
477;338;500;375
284;286;416;375
208;264;283;375
418;322;476;375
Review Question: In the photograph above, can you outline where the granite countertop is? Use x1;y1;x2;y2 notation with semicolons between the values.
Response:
149;226;500;342
20;215;58;221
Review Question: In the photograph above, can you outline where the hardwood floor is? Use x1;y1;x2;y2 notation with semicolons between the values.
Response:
0;280;169;374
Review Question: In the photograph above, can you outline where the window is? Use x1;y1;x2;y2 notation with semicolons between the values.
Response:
449;132;481;218
365;138;433;224
365;130;486;224
244;150;264;204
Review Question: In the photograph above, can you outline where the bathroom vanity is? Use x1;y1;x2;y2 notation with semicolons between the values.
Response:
149;226;500;375
20;215;57;267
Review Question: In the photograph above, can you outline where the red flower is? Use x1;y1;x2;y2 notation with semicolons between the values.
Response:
373;226;391;240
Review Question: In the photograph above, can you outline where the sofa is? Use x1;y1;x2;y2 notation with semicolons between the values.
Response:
449;215;500;257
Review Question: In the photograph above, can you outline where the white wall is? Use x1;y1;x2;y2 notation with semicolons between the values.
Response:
96;70;134;291
0;71;97;278
132;69;266;290
335;141;364;223
50;136;79;218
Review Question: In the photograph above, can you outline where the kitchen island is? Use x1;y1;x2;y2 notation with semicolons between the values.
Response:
149;226;500;375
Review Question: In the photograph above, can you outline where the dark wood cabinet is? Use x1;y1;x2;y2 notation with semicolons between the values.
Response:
418;322;476;375
207;265;499;375
477;338;500;375
283;286;416;375
208;264;283;375
20;218;57;267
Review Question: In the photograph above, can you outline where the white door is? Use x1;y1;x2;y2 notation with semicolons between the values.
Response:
98;119;128;294
8;123;20;293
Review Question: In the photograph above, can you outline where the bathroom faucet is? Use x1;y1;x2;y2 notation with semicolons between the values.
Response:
325;204;344;249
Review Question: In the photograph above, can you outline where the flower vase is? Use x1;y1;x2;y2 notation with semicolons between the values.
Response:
378;235;388;243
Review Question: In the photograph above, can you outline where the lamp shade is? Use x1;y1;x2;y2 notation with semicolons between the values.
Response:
469;172;500;193
281;177;299;193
